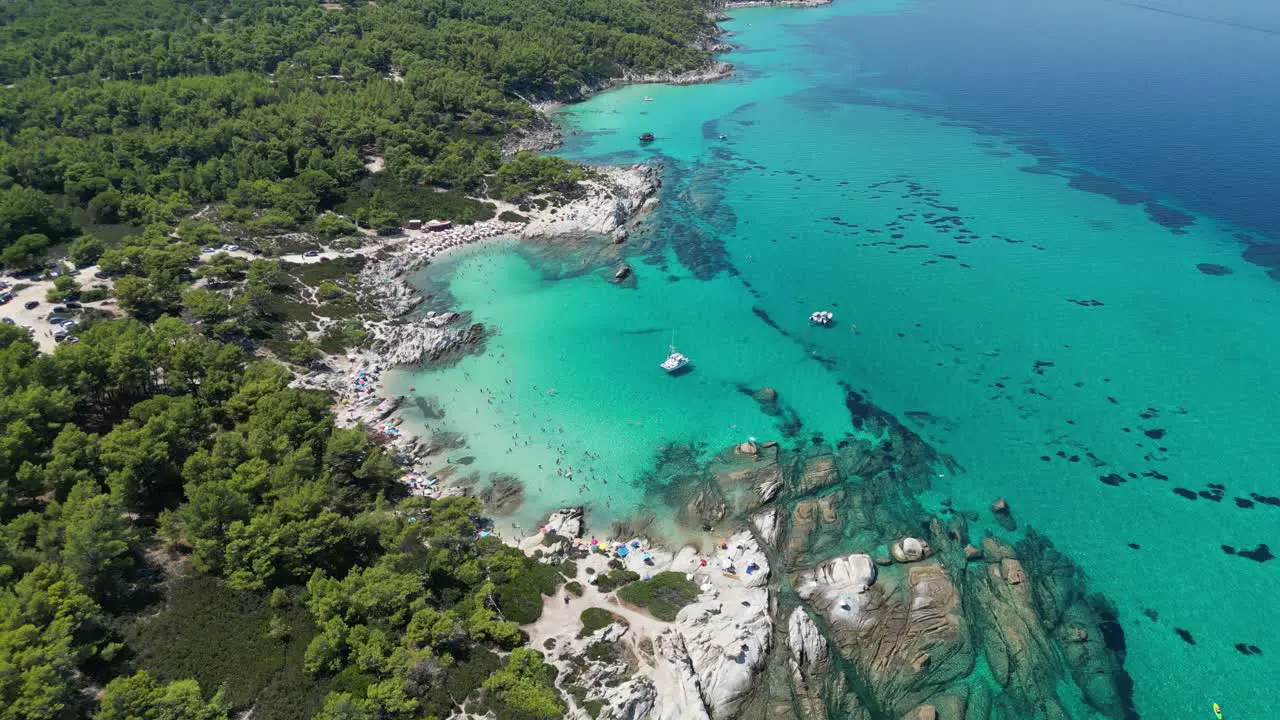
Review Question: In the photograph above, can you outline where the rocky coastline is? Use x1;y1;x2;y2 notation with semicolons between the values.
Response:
508;388;1138;720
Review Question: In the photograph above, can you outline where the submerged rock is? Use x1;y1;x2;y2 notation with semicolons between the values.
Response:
793;453;840;495
991;496;1017;531
479;474;524;515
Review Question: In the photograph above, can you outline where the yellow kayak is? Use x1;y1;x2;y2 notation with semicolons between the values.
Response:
1213;702;1223;719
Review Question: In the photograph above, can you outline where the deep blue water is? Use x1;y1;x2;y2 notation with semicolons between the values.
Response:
816;0;1280;243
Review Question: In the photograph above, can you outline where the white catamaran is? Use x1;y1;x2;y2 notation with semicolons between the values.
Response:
660;333;690;373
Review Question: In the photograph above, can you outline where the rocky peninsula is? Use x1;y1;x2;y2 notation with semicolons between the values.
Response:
507;386;1137;720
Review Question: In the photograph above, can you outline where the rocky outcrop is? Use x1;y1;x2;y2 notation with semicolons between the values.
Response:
891;537;932;563
781;491;843;568
648;532;772;720
599;678;658;720
787;608;830;674
521;164;661;240
544;506;585;538
787;608;831;719
795;555;972;718
750;507;784;550
991;496;1016;531
500;111;563;155
794;553;877;610
679;442;785;530
793;453;840;495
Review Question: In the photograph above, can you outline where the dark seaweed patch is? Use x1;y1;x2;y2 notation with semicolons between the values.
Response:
1227;544;1274;563
1197;263;1233;276
1143;428;1166;440
1175;628;1195;645
1249;493;1280;507
1235;643;1264;656
1172;487;1197;500
1100;473;1125;487
1235;497;1255;509
1068;298;1105;307
1128;542;1141;550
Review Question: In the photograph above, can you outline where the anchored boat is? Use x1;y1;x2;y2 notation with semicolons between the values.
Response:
660;332;690;373
639;132;656;143
809;310;835;326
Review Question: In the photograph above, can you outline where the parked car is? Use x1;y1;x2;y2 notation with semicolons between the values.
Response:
223;243;241;251
52;305;67;314
66;336;80;344
60;319;78;328
65;301;82;309
0;294;11;305
1;317;14;324
201;246;216;254
24;300;39;310
53;331;68;342
47;315;68;325
304;250;320;258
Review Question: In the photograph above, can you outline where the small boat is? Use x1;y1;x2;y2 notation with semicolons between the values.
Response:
639;132;656;143
661;347;690;373
809;310;835;326
718;133;728;140
660;331;690;373
643;96;654;102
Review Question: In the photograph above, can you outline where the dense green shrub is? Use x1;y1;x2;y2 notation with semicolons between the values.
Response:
593;570;640;593
617;572;700;621
579;607;617;635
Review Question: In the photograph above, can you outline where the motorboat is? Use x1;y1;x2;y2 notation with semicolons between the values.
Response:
643;96;654;102
810;310;835;326
639;132;656;143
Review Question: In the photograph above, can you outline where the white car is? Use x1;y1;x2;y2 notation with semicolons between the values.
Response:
60;319;78;328
223;243;241;251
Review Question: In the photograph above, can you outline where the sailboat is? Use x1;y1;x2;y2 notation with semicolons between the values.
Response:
660;332;690;373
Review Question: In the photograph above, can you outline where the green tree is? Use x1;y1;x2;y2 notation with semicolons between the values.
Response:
314;213;356;239
57;481;138;604
99;671;229;720
46;274;81;302
1;232;50;270
68;234;106;267
481;648;564;719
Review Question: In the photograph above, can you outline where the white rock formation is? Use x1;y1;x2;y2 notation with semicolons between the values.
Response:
794;553;878;615
891;536;932;563
787;608;830;674
751;507;784;549
649;531;772;719
598;677;658;720
544;506;585;538
521;164;660;239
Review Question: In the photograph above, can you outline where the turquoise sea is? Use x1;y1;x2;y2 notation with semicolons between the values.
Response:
393;0;1280;716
